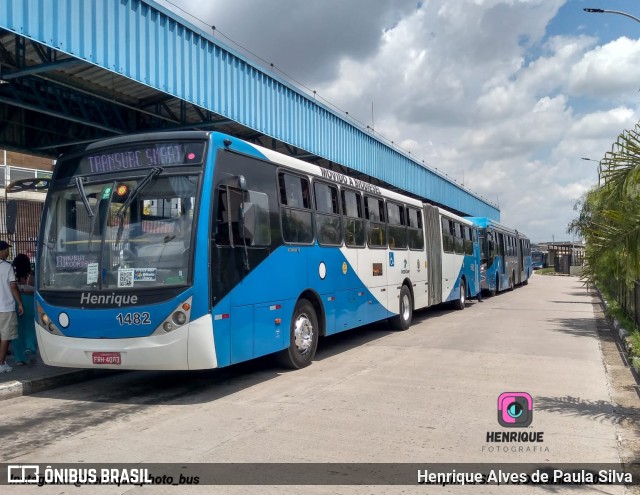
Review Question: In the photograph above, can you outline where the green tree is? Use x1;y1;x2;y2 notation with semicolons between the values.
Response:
568;123;640;288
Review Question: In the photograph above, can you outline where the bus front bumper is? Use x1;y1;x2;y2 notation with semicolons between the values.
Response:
35;314;217;370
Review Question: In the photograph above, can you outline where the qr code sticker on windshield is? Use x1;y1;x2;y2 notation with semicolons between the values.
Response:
118;268;134;288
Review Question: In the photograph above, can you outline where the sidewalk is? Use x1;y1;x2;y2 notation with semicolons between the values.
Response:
0;351;111;400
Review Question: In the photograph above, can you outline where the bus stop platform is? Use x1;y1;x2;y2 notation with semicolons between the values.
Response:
0;353;112;400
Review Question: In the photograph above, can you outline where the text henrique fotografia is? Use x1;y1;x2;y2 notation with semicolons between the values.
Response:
483;430;548;453
484;392;549;454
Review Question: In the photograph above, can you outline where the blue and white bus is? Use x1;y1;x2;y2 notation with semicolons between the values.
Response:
36;131;481;370
435;211;481;310
466;217;531;295
531;250;547;270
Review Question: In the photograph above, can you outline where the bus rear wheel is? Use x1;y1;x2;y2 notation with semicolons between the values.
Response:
390;285;413;331
454;280;466;310
278;299;318;369
489;274;498;297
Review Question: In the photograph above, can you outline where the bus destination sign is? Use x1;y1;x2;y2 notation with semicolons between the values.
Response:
76;142;205;176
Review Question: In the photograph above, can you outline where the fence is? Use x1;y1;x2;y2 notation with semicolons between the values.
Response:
602;277;640;330
0;198;44;263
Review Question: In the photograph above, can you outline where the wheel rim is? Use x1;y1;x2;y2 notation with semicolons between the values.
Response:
460;283;465;305
401;293;411;321
294;313;314;355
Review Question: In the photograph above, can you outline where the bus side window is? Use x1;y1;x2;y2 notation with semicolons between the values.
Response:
279;172;313;244
342;189;365;247
387;202;407;250
407;207;424;250
365;196;386;248
441;217;454;253
454;222;464;254
314;181;341;246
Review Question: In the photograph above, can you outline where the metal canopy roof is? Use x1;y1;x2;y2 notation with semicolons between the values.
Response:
0;0;499;219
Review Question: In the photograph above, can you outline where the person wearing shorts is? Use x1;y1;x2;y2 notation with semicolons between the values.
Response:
0;241;24;373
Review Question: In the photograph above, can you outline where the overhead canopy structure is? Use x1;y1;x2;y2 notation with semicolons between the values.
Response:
0;0;499;219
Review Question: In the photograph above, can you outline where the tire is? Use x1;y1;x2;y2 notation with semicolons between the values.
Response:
278;299;319;369
454;279;466;310
390;285;413;331
509;272;515;291
489;274;498;297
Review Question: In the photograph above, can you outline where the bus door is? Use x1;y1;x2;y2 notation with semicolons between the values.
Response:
498;232;506;279
517;235;524;285
423;205;442;307
211;158;276;366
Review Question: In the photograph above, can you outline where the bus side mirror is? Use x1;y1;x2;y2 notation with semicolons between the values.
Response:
6;200;17;235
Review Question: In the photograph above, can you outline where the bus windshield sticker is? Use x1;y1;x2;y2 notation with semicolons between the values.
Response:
117;268;135;288
56;253;98;270
373;263;383;276
133;268;156;282
86;263;99;284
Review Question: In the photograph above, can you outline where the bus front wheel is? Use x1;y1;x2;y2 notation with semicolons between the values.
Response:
278;299;319;369
390;285;413;331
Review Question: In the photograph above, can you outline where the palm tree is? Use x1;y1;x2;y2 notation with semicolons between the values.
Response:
568;122;640;291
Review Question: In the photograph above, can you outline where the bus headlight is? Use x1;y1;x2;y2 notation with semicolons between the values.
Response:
153;297;193;335
36;303;64;336
172;311;187;326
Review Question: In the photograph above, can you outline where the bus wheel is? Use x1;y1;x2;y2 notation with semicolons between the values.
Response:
390;285;413;331
510;272;515;291
454;280;466;310
278;299;318;369
489;275;498;297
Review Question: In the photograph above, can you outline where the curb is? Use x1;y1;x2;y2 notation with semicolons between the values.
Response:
0;369;113;401
595;286;640;375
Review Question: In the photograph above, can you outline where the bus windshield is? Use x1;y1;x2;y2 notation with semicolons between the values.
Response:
39;173;199;291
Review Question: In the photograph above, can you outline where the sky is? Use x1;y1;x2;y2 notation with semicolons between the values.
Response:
159;0;640;243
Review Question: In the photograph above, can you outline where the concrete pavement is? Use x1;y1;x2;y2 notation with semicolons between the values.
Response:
0;273;636;410
0;347;112;400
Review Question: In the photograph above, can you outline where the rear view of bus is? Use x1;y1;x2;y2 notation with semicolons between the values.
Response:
36;132;213;370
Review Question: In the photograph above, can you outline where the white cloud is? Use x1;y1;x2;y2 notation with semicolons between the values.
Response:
569;37;640;97
164;0;640;242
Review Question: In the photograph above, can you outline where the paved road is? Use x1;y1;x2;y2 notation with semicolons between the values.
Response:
0;274;637;494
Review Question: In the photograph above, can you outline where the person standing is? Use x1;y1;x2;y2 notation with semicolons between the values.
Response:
0;241;24;373
11;253;35;365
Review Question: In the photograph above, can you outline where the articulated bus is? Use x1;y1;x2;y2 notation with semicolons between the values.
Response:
36;131;487;371
466;217;532;295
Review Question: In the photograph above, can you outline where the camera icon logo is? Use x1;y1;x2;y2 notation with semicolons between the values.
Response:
498;392;533;427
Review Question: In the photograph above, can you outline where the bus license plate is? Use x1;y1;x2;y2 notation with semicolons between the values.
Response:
92;352;121;365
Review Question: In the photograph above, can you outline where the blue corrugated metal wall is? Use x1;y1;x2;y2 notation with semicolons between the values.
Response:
0;0;499;219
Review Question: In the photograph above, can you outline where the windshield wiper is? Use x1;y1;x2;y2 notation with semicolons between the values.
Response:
74;177;94;218
117;167;163;218
115;167;163;245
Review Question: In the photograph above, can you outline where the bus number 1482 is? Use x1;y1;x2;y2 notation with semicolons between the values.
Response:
116;312;151;325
